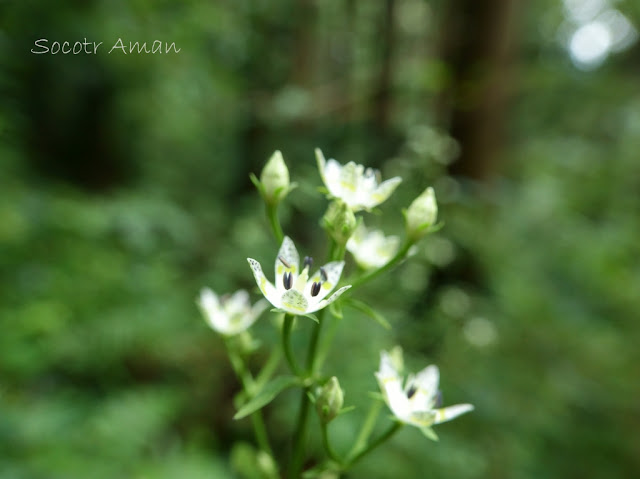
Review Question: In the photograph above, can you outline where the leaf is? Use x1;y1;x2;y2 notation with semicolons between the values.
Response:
420;426;439;441
344;298;391;330
234;375;301;420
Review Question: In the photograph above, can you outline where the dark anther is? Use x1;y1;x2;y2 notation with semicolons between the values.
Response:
311;281;322;297
303;256;313;270
320;267;328;282
283;272;293;290
407;385;418;399
278;255;291;269
434;390;443;408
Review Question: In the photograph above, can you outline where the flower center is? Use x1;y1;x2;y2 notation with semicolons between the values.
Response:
407;385;418;399
280;255;324;297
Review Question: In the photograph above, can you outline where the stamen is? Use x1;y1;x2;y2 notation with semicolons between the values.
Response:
407;385;418;399
278;255;291;269
303;256;313;270
283;272;293;290
320;267;328;282
311;281;321;297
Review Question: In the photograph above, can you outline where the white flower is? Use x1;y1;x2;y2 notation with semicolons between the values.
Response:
198;288;268;336
375;349;474;430
346;222;402;269
247;236;352;315
316;148;402;212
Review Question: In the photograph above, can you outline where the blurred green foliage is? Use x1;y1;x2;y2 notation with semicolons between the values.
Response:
2;0;640;478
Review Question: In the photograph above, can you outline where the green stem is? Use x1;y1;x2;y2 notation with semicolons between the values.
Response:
346;240;414;292
289;388;311;478
224;342;274;457
346;421;403;468
289;308;326;478
267;203;284;244
321;421;343;465
251;410;273;457
282;315;302;376
348;400;383;459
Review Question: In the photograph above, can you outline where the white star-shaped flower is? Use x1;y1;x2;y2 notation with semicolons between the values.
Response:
198;288;268;336
375;348;474;430
316;148;402;212
346;222;402;269
247;236;351;315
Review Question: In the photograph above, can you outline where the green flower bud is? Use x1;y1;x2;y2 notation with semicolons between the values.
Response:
405;187;438;239
322;201;357;246
316;376;344;424
260;150;290;204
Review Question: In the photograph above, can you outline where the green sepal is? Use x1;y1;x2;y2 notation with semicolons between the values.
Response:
249;172;265;197
302;313;319;323
337;405;356;416
420;426;439;441
344;298;390;330
234;375;301;420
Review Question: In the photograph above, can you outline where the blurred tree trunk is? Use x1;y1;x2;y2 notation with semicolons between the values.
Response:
435;0;517;181
372;0;395;133
368;0;401;163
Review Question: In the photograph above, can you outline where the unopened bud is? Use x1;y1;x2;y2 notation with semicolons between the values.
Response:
260;150;290;204
316;376;344;424
405;187;438;239
322;201;357;246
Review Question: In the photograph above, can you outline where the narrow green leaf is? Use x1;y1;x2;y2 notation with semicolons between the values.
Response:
345;298;391;330
234;375;301;420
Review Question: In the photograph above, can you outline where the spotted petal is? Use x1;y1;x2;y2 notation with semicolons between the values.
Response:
313;285;351;313
275;236;300;286
247;258;280;308
280;289;309;314
309;261;345;302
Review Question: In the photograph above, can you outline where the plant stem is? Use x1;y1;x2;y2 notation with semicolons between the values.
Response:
289;308;326;478
348;400;383;459
321;422;343;465
346;421;403;468
267;203;284;244
282;315;302;376
251;409;273;457
225;341;274;457
289;387;311;478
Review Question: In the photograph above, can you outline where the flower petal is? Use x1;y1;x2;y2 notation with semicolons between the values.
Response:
377;374;411;422
280;289;309;314
366;176;402;209
415;365;439;398
198;288;226;332
226;290;250;314
275;236;300;287
247;258;280;308
250;298;269;319
433;403;474;424
309;261;345;302
312;285;351;313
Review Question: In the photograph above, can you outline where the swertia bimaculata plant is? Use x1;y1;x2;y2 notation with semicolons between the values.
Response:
197;149;473;478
